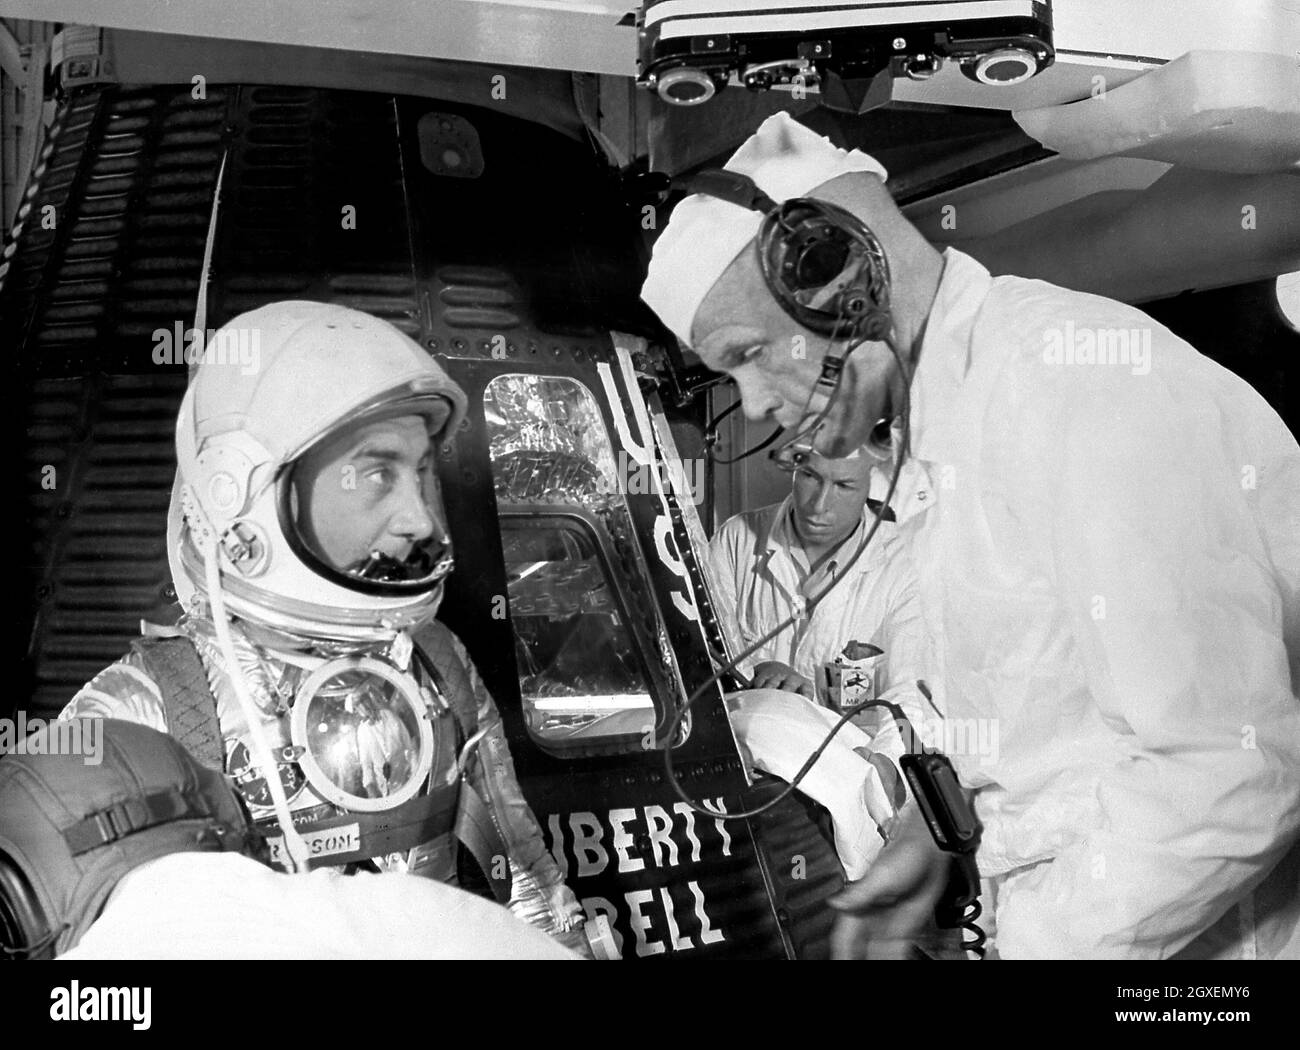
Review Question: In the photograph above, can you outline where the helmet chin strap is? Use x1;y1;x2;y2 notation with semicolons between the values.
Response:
189;488;311;874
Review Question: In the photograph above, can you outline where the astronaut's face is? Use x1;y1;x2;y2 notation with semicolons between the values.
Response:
293;412;449;576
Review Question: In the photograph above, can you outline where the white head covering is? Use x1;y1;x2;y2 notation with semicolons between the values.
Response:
641;111;888;349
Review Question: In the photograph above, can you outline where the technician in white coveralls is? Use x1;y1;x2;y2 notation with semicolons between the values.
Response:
643;111;1300;959
709;445;936;880
708;446;926;703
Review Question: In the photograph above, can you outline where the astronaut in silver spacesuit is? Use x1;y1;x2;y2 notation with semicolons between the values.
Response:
61;300;585;949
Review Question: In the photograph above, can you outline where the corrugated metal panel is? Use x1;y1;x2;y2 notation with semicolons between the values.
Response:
23;372;187;716
3;84;227;719
207;87;419;333
2;85;228;372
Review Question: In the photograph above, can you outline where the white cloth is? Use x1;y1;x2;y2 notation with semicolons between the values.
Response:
894;247;1300;959
60;852;579;960
726;689;896;880
641;111;888;347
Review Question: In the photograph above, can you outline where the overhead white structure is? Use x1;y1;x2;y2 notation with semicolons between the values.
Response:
0;0;1294;108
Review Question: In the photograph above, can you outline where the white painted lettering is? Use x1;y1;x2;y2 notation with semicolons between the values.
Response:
608;807;645;873
673;802;702;862
643;804;678;868
660;886;692;951
690;880;725;945
569;811;608;877
626;889;666;956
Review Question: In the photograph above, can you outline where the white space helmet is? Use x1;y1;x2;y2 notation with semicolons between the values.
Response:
170;301;468;643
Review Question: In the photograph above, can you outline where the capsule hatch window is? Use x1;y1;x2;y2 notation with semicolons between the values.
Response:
483;374;683;754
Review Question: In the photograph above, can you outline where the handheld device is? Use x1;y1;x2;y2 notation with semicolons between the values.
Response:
900;750;983;933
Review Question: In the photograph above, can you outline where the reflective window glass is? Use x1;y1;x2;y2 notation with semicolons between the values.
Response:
484;374;674;751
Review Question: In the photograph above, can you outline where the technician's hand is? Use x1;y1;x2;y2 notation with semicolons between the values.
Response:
750;661;816;699
828;801;950;959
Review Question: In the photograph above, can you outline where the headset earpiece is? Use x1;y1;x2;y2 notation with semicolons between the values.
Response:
685;168;893;344
759;196;891;342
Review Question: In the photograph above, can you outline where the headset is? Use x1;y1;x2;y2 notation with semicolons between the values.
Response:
663;167;985;957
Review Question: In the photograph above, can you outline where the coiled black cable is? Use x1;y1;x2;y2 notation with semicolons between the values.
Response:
956;897;987;959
